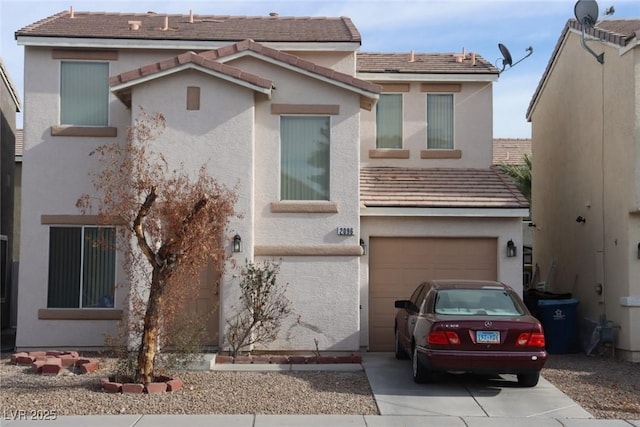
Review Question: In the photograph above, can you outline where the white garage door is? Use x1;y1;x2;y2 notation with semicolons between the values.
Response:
368;237;498;351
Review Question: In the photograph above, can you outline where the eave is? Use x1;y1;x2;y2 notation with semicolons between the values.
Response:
360;206;530;218
357;72;498;83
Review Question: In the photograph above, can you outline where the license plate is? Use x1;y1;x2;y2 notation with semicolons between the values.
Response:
476;331;500;344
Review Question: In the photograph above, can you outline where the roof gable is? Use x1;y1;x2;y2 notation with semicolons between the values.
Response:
527;18;640;120
200;39;382;96
0;59;21;112
109;50;274;106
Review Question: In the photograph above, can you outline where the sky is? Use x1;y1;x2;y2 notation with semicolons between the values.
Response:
2;0;640;138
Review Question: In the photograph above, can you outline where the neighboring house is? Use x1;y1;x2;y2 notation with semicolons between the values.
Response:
493;138;531;166
527;19;640;361
15;9;528;352
0;59;21;333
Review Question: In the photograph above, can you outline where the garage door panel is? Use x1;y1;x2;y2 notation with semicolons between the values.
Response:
369;237;497;351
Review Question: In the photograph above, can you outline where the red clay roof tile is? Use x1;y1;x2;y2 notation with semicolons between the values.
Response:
357;52;498;75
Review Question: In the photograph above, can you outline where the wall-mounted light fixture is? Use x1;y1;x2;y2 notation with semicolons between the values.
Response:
506;239;517;258
576;216;586;224
637;243;640;259
233;234;242;253
360;238;367;256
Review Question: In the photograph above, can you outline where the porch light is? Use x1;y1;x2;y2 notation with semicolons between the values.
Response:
360;238;367;255
506;239;517;258
233;234;242;253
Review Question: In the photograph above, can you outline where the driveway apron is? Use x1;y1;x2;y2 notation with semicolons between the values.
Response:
362;352;592;418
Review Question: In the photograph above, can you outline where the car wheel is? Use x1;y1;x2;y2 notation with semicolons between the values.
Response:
517;371;540;387
412;346;431;383
395;329;408;360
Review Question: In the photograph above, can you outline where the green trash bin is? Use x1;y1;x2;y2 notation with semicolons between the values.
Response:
537;298;580;354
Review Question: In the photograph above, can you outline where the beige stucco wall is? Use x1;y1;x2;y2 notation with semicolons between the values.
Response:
530;30;640;360
360;81;494;168
17;43;364;351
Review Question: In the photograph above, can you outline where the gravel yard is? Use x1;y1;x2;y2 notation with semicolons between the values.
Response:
1;352;639;419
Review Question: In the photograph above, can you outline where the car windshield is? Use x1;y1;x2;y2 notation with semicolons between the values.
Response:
434;288;525;316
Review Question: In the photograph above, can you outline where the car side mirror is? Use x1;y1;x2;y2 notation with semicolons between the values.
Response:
394;300;411;309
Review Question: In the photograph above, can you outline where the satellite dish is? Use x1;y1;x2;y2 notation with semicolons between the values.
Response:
574;0;599;28
574;0;604;63
498;43;513;67
497;43;533;74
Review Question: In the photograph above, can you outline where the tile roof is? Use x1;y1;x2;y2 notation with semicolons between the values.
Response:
360;166;529;209
357;52;499;75
0;59;21;111
15;10;361;43
527;18;640;120
492;138;531;166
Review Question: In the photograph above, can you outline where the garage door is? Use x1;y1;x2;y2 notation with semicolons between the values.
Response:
368;237;497;351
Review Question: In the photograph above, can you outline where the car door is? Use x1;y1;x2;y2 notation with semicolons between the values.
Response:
402;284;428;348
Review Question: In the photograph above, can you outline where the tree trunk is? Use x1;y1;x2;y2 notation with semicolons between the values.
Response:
136;270;165;384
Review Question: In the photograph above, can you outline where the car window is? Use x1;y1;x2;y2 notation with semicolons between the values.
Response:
434;289;525;316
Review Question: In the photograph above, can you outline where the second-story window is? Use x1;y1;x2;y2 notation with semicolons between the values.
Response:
280;116;330;201
426;93;454;149
60;61;109;126
376;94;403;149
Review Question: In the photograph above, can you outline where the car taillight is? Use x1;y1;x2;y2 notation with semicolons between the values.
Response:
516;332;545;347
428;331;461;345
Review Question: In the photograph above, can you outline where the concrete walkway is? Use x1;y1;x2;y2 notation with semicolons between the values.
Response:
3;353;639;427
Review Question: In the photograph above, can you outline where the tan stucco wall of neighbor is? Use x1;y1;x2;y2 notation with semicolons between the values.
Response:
360;81;493;168
531;30;640;361
359;216;523;348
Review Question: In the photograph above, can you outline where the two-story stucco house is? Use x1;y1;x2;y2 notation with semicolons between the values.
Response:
527;18;640;362
15;9;528;353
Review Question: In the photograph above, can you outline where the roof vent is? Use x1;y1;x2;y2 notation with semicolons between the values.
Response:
269;12;279;17
453;47;466;63
162;15;169;31
189;9;194;23
128;20;142;31
70;5;75;19
408;50;415;62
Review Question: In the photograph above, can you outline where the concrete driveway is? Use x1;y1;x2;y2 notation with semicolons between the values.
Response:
362;352;592;419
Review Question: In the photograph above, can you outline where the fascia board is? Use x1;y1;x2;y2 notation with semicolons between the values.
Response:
110;63;272;96
357;72;498;83
17;36;359;52
360;206;530;218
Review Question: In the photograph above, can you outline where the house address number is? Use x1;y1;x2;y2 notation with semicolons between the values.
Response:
337;227;354;236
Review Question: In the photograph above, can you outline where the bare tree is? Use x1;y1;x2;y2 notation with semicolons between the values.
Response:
78;108;237;383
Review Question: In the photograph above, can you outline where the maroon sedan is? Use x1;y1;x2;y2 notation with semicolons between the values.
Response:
394;280;547;387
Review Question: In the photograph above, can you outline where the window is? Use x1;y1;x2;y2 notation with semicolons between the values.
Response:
376;94;403;148
60;61;109;126
427;94;454;149
434;289;525;316
47;227;116;308
280;116;330;200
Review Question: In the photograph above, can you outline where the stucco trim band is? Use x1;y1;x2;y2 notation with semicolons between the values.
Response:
51;126;118;137
52;49;119;60
270;104;340;115
369;149;410;159
255;245;362;256
420;84;461;93
270;201;338;213
41;215;123;225
380;83;410;93
38;309;123;320
420;149;462;159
